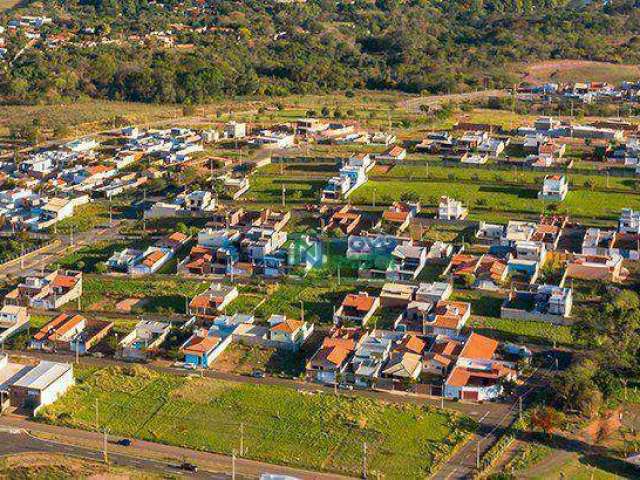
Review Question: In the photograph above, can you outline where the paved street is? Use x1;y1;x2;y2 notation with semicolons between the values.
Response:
0;417;352;479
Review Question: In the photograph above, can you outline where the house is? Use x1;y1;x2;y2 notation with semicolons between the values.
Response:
322;205;363;235
37;196;90;230
563;254;626;283
306;326;361;384
538;175;568;201
395;300;470;337
183;190;217;212
224;121;246;139
532;215;567;250
382;352;423;385
503;221;537;245
137;248;172;277
415;282;453;303
447;253;481;281
268;315;314;351
371;132;397;146
0;305;29;343
437;196;468;220
376;146;407;162
386;244;428;281
118;320;171;361
9;361;74;415
444;333;516;401
619;208;640;234
189;284;239;320
475;255;508;290
476;222;505;245
334;292;380;326
380;201;420;233
501;284;573;324
425;337;463;375
295;118;329;136
351;330;396;387
30;313;86;351
380;283;417;308
429;300;470;336
251;130;295;149
5;270;82;310
181;329;231;368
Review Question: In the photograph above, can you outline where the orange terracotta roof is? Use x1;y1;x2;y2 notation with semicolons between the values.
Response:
383;210;409;223
271;319;304;334
182;335;220;354
432;353;453;367
399;335;426;354
459;333;498;360
325;345;351;366
190;295;213;309
87;165;113;175
447;367;471;387
342;294;376;312
52;274;78;289
168;232;188;243
433;340;463;357
34;313;85;342
142;250;165;268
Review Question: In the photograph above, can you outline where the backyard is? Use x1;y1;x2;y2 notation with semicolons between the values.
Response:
39;366;475;479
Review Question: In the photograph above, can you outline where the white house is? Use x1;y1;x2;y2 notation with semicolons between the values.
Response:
538;175;568;201
9;361;74;415
437;196;468;220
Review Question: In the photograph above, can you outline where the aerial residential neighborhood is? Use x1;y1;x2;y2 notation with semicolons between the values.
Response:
3;0;640;478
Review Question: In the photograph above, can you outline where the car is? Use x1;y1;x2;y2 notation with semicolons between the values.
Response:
117;438;132;446
252;370;265;378
180;462;198;473
183;363;196;370
338;383;354;390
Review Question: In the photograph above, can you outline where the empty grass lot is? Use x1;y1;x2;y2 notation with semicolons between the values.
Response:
39;366;475;478
350;180;640;221
468;316;574;347
81;275;210;313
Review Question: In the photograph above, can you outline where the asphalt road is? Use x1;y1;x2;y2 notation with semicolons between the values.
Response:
0;428;227;479
0;221;124;280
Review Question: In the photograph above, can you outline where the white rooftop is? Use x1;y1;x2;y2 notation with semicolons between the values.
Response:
12;361;72;391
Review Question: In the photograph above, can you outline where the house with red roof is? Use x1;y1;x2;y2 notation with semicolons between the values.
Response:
180;328;232;368
189;283;239;320
334;292;380;326
5;270;82;310
268;315;314;350
306;326;362;384
444;333;517;401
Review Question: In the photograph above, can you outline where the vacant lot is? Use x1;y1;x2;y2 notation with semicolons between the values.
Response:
469;316;574;347
81;275;210;314
350;179;640;222
39;366;474;478
517;60;640;85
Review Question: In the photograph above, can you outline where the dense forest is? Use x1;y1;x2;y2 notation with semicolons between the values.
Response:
1;0;640;104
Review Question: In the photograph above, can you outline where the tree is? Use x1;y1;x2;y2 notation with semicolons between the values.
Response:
530;406;565;439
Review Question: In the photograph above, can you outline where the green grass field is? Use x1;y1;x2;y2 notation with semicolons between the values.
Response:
254;281;358;324
81;275;210;314
468;316;574;347
350;180;640;222
39;366;474;478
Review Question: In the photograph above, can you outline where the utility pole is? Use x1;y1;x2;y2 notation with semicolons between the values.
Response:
476;439;481;469
300;301;304;323
103;428;109;465
75;342;79;364
239;423;244;456
95;398;99;430
232;450;237;480
362;441;368;480
281;184;286;208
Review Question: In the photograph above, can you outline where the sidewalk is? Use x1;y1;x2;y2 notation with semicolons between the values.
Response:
0;415;354;480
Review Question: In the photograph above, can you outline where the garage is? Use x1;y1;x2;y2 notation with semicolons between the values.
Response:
461;390;479;401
